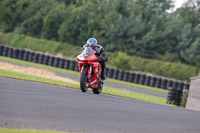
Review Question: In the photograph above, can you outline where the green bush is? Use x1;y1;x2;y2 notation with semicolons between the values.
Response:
110;52;131;70
0;32;80;57
107;51;199;81
129;56;198;81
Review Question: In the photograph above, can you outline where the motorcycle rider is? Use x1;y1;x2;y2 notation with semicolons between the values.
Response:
81;38;108;80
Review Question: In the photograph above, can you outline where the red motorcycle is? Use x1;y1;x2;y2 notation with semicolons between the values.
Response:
77;47;103;94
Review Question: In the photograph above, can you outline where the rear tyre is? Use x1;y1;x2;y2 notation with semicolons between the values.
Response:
92;82;103;94
80;69;89;92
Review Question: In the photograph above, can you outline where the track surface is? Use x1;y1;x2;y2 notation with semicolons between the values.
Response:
0;77;200;133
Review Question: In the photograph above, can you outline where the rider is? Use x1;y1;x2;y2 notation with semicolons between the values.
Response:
81;38;108;80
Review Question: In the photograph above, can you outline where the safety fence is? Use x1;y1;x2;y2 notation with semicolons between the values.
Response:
0;45;190;106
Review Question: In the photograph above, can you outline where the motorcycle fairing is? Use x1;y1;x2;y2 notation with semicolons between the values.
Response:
77;48;102;88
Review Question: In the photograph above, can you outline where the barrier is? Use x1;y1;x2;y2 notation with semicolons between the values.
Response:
167;80;173;89
8;47;13;58
0;45;4;56
105;67;109;77
27;51;34;62
139;74;146;85
172;81;179;89
17;49;22;60
167;86;177;105
64;59;70;69
75;61;79;72
107;68;114;79
150;77;157;87
184;83;190;90
155;78;162;88
13;48;19;59
167;81;183;106
69;60;76;71
33;53;40;63
178;82;184;91
38;54;45;64
53;57;60;67
118;69;125;81
113;69;119;80
48;56;55;66
123;71;130;81
43;55;50;65
134;73;140;84
128;72;135;83
18;49;25;60
176;81;184;106
2;46;9;57
161;78;168;90
144;76;151;86
23;50;30;61
58;58;65;68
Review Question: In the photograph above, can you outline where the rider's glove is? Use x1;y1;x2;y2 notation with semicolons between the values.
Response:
98;52;108;62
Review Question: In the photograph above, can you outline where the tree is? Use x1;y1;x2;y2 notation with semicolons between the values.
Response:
58;1;100;45
42;3;67;40
13;0;54;37
163;4;200;67
0;0;17;32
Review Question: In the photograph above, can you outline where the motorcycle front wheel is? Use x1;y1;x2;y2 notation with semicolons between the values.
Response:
80;69;89;92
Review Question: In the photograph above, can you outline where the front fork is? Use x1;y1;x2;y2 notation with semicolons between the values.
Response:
81;65;92;79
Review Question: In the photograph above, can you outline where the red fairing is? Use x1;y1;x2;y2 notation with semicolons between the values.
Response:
77;50;102;89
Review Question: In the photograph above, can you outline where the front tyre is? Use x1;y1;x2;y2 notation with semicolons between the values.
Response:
80;69;89;92
92;82;103;94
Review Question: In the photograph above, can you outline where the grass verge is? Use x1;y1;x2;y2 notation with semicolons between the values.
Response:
0;56;167;94
0;128;71;133
0;69;80;90
106;78;168;94
0;69;167;105
0;56;79;76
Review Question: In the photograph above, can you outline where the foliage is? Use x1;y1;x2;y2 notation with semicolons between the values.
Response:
108;51;199;81
110;52;131;70
0;32;80;57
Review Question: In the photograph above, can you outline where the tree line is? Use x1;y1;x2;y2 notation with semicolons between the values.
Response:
0;0;200;67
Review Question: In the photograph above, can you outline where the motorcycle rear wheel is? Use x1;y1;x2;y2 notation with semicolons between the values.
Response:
92;82;103;94
80;69;89;92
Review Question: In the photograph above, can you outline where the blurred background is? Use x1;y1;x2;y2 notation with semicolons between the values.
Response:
0;0;199;81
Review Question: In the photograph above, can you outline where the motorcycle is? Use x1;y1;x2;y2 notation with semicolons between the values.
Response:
77;47;103;94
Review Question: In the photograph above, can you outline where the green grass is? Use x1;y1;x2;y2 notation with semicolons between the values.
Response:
0;56;79;76
0;68;167;105
103;86;166;105
0;69;80;89
0;128;71;133
107;78;168;94
0;56;167;94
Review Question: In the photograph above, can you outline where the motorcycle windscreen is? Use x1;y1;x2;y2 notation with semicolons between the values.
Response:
83;47;95;59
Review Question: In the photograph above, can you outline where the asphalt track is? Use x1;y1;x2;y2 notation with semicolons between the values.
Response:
1;77;200;133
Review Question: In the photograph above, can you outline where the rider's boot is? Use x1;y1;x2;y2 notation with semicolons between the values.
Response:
101;64;107;80
101;72;107;80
